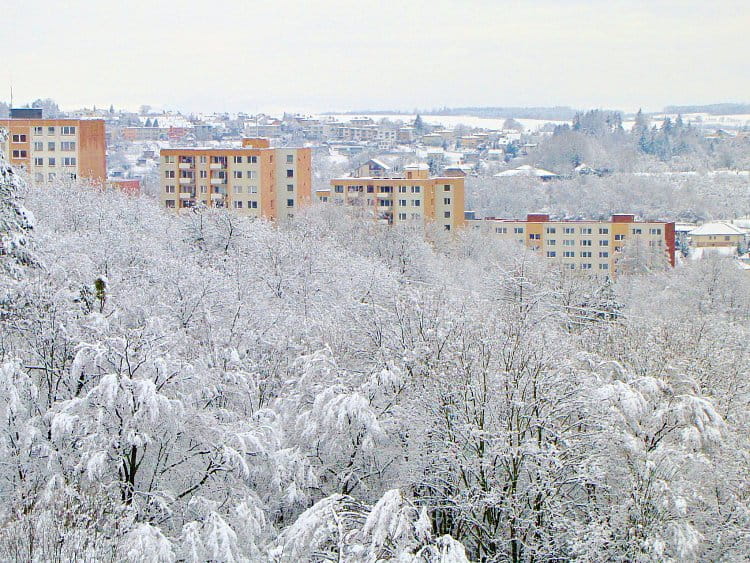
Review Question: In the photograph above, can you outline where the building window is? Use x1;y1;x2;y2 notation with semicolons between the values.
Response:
165;185;176;193
248;201;258;208
444;211;451;218
580;251;592;258
34;157;43;166
581;263;592;270
48;142;55;151
286;169;294;178
563;240;575;246
599;263;609;270
47;126;55;135
444;184;451;191
615;234;625;240
580;227;592;234
399;199;407;206
546;227;556;234
334;185;343;193
61;126;76;135
35;173;43;182
33;141;43;151
11;134;27;142
599;251;609;258
199;170;207;178
165;200;176;208
443;197;451;205
48;158;56;166
547;239;556;245
599;240;609;246
599;227;609;234
632;228;642;234
233;170;243;179
495;227;507;234
33;126;43;135
581;240;592;246
200;156;207;164
547;251;556;257
249;156;257;163
63;157;76;166
48;172;56;181
398;212;407;220
529;233;540;240
286;154;294;163
564;227;575;234
233;156;243;163
287;199;294;207
234;186;243;194
649;228;662;235
444;225;451;231
563;251;575;257
284;184;292;192
61;141;76;151
234;201;243;209
514;227;524;234
411;186;421;193
398;186;407;193
412;200;421;207
165;170;175;178
200;185;208;193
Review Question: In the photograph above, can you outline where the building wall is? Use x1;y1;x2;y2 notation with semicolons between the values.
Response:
326;173;466;231
467;213;675;274
690;234;744;248
159;142;311;221
0;119;106;184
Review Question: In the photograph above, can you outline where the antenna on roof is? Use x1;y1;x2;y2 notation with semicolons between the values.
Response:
9;83;13;110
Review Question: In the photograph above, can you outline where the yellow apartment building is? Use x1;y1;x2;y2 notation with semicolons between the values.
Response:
320;163;466;231
160;138;311;220
468;213;676;274
0;111;106;184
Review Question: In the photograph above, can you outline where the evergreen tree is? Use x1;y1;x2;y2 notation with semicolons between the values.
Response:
413;114;425;134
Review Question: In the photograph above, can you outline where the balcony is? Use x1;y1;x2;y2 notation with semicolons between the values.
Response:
179;193;194;199
210;177;226;185
179;177;194;184
209;162;226;170
210;193;225;201
179;163;193;170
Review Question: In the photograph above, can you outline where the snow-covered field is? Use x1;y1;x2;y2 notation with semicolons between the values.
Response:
322;113;568;132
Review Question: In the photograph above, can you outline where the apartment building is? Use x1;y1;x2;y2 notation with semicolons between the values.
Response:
468;213;675;274
320;163;466;231
160;138;311;220
0;109;106;184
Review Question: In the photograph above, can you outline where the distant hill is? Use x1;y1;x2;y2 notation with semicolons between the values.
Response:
325;106;579;120
663;103;750;115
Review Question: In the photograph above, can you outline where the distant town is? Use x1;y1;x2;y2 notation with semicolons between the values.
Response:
2;100;750;275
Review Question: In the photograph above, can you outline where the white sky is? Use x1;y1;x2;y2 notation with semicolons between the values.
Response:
2;0;748;114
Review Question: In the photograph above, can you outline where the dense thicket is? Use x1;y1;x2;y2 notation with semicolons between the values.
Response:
1;169;749;560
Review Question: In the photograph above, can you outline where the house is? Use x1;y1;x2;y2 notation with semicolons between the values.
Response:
688;222;746;249
494;164;559;181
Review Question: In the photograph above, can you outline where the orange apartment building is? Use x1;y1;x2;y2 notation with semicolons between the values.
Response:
0;110;106;184
160;138;311;220
319;162;466;231
468;213;675;274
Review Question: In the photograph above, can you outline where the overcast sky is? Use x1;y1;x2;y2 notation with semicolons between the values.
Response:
2;0;748;114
